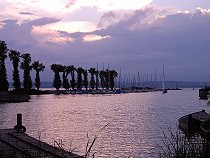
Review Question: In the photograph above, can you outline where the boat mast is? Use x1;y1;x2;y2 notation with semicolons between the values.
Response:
162;64;166;91
154;68;157;89
122;74;126;88
137;71;140;88
128;73;130;89
118;67;121;90
133;75;136;88
150;73;153;88
96;63;99;90
142;75;145;88
146;73;148;87
107;63;110;90
102;62;105;90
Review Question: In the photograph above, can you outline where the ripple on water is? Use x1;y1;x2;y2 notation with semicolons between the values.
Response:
0;89;209;157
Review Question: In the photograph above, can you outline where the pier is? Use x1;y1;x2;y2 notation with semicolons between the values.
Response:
0;114;83;158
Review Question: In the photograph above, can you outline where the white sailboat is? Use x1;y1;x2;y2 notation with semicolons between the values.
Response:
162;64;167;93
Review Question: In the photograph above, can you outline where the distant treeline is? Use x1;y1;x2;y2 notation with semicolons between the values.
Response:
0;40;118;92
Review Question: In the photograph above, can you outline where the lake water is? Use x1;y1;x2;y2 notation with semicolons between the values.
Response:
0;89;209;157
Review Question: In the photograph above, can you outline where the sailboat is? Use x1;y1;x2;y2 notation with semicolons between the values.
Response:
162;64;167;93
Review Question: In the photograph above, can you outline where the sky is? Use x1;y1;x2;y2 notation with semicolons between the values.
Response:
1;0;210;82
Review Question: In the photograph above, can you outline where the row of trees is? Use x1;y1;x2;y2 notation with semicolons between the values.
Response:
50;64;118;91
0;40;119;92
0;40;45;91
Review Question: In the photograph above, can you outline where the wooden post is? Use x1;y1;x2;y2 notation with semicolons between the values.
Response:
13;114;26;133
17;114;22;127
16;113;26;133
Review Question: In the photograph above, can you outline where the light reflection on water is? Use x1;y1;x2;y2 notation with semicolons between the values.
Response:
0;89;209;157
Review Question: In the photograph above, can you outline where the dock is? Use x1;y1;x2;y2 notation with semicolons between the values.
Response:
0;114;84;158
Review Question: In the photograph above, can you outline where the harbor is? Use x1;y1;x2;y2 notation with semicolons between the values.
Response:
0;89;209;157
1;1;210;156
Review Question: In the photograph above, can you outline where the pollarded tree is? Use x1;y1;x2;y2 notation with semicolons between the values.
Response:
69;65;76;90
60;65;68;90
99;70;106;90
32;61;45;90
110;70;118;90
88;68;96;90
64;66;71;90
83;69;88;90
20;53;32;90
76;67;84;90
0;40;9;91
95;69;99;90
9;50;21;90
105;69;110;90
51;64;62;90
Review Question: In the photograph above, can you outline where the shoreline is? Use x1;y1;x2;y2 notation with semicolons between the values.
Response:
0;87;184;103
11;87;183;95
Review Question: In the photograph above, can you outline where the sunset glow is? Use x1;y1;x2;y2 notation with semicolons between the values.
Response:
0;0;210;81
1;2;210;158
48;21;99;33
83;34;110;42
32;26;74;45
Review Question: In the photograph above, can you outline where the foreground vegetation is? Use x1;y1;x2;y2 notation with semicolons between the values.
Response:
1;128;210;158
158;128;210;158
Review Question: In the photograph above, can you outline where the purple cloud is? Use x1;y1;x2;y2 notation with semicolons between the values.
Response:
28;17;61;26
1;7;210;82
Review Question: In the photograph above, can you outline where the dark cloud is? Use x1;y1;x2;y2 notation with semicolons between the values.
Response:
0;17;61;51
1;7;210;81
88;7;210;80
19;12;35;15
0;17;62;81
28;17;61;26
65;0;77;8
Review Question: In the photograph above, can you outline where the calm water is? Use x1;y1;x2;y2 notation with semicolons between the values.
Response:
0;89;209;157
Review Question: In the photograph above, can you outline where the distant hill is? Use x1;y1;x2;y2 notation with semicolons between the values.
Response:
120;81;210;89
165;81;210;88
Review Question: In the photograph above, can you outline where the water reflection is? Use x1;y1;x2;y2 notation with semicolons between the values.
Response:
0;89;208;157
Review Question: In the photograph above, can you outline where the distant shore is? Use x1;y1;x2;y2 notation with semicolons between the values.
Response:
10;87;183;95
0;87;194;103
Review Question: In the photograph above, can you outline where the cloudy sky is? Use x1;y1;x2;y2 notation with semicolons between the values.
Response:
1;0;210;82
